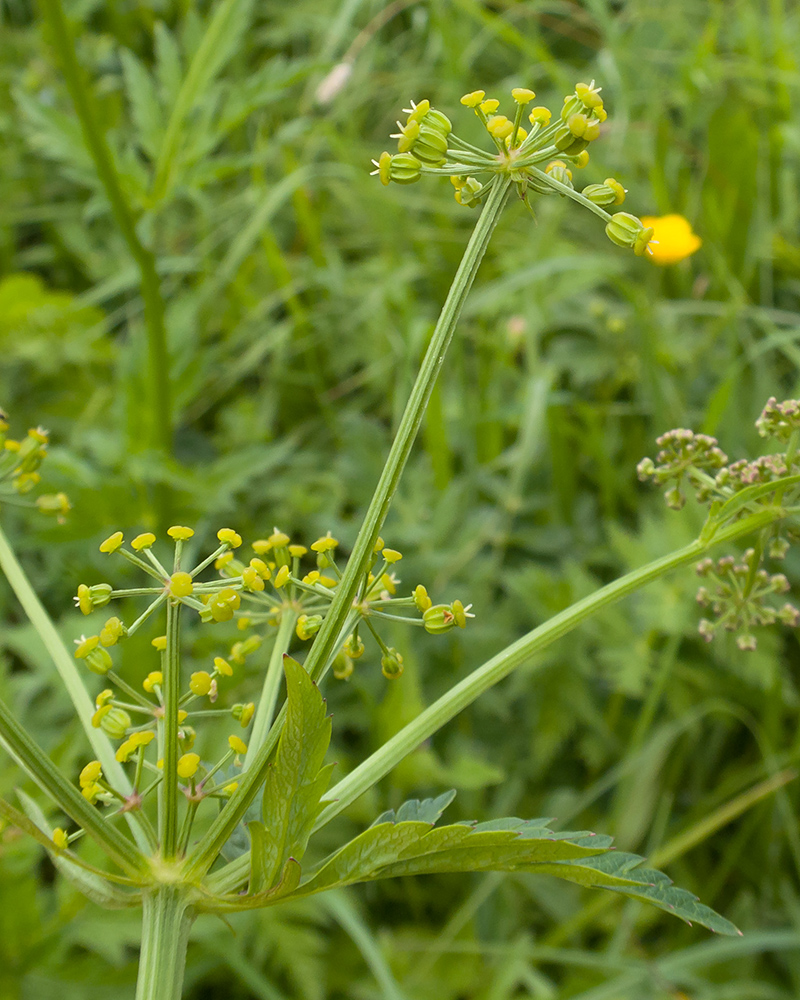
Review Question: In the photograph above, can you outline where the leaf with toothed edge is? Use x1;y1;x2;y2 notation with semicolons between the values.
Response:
249;655;334;893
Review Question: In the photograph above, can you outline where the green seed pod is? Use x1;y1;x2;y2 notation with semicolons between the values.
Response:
179;726;196;751
380;647;404;679
455;177;483;207
605;212;652;255
81;643;113;675
411;126;448;166
581;182;617;206
100;707;131;740
332;652;354;680
344;633;365;659
423;604;457;635
560;93;584;121
424;108;452;136
296;614;323;640
545;160;573;188
388;152;423;184
553;126;589;155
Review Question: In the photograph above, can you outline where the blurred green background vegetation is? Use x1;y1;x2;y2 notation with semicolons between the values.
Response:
1;0;800;996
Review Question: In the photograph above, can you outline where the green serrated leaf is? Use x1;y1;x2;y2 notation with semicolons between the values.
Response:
256;656;332;889
371;790;457;827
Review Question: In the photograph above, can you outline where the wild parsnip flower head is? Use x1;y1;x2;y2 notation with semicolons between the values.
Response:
0;411;70;521
371;83;653;255
639;214;701;265
695;550;799;651
639;399;800;651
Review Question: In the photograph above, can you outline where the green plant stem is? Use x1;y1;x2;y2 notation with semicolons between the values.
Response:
37;0;171;461
302;177;512;685
182;178;511;880
0;523;152;853
207;507;783;895
243;608;297;771
135;887;194;1000
0;692;144;877
160;598;181;858
313;509;782;831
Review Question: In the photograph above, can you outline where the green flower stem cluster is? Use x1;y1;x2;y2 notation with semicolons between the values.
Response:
62;524;472;865
638;398;800;649
0;413;70;520
371;84;654;255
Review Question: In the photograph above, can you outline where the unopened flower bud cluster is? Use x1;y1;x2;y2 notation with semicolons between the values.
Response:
639;399;800;651
371;83;655;256
61;523;474;847
695;550;800;652
0;410;70;521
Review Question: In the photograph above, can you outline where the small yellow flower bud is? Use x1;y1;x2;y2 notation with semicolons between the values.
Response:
228;735;247;755
380;573;396;595
251;539;271;555
75;635;113;675
99;616;127;647
167;525;194;540
234;702;255;728
269;529;290;548
413;584;432;612
99;531;124;553
215;550;234;570
296;614;323;640
241;566;265;592
92;705;110;728
82;783;103;803
573;150;590;168
332;653;354;680
511;87;536;104
143;671;163;692
36;492;71;518
178;709;188;723
190;671;213;696
223;782;238;796
249;558;271;579
131;532;156;551
217;528;243;548
479;99;500;114
177;753;200;779
486;115;514;140
344;633;365;659
170;571;194;598
115;738;137;762
311;533;339;552
288;545;307;558
460;90;486;108
52;828;68;851
382;548;402;563
380;648;404;679
214;656;233;677
151;636;167;651
79;761;103;787
373;537;385;553
95;689;113;709
75;582;112;615
604;178;626;204
274;565;290;588
132;731;155;747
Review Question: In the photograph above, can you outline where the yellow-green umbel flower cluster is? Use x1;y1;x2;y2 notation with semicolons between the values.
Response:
61;523;474;856
0;410;70;520
371;84;655;257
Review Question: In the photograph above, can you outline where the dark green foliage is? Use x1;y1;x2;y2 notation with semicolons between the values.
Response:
1;0;800;996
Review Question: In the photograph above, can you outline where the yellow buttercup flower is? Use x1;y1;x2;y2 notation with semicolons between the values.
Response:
640;214;701;265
